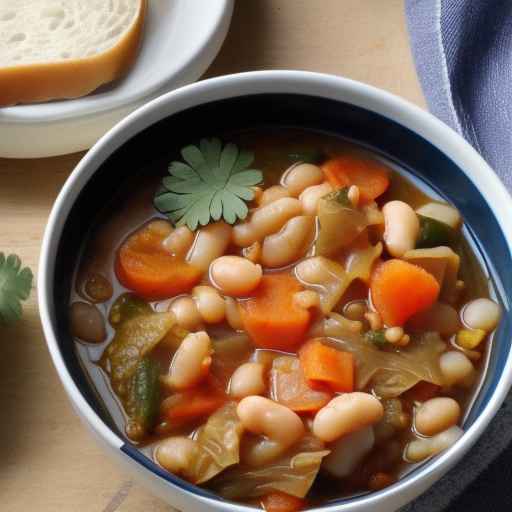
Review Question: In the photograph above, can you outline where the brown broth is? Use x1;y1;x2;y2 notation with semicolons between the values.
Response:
71;128;495;508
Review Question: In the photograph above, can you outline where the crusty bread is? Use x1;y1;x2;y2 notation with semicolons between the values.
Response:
0;0;147;106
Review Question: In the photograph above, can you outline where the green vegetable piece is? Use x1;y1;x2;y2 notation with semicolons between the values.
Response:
288;149;325;164
101;312;175;392
0;253;33;325
364;329;388;348
154;138;263;230
127;357;161;434
416;215;457;249
109;293;152;326
324;187;352;208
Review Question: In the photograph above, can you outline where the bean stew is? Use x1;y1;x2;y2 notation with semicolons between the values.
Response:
70;130;501;511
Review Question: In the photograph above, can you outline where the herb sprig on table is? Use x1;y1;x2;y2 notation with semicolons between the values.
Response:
0;253;33;325
154;138;263;230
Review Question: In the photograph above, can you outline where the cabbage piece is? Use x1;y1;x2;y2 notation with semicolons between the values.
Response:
316;195;369;256
190;402;244;484
297;242;381;314
100;312;175;393
322;322;446;398
210;435;329;499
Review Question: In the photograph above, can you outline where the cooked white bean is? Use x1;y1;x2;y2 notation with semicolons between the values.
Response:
225;297;243;331
167;331;212;390
155;436;198;478
70;302;106;343
416;202;461;229
261;215;315;268
295;256;332;284
385;326;404;343
162;226;194;257
462;298;501;332
229;363;266;398
233;198;302;247
241;436;289;467
383;200;420;257
187;222;232;272
282;163;324;197
313;393;384;443
170;296;203;331
237;396;304;447
210;255;262;296
322;427;375;478
192;286;225;324
259;185;290;206
406;426;463;462
299;182;333;215
439;351;474;387
343;301;367;321
415;397;460;436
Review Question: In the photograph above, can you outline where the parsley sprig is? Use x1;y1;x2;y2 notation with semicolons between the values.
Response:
155;138;263;230
0;253;33;325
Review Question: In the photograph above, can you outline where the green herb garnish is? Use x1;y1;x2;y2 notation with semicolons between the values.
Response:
324;187;352;208
0;253;33;325
364;329;388;348
155;138;263;230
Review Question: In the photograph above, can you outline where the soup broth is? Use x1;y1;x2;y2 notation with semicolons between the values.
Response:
70;129;499;510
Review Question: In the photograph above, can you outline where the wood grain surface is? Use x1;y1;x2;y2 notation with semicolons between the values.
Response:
0;1;424;510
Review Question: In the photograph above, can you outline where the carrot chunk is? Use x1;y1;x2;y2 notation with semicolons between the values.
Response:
299;340;354;392
116;222;201;300
262;492;306;512
322;154;390;202
270;356;333;413
164;388;227;424
370;259;440;326
239;274;311;350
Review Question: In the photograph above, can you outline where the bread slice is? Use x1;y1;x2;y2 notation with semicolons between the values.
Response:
0;0;147;106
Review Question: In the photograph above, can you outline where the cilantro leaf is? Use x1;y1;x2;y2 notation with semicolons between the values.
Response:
0;253;33;325
155;139;263;230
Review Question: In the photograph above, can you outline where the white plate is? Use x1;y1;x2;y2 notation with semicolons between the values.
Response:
0;0;234;159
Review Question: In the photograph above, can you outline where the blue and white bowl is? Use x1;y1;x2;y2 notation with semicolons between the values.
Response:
38;71;512;512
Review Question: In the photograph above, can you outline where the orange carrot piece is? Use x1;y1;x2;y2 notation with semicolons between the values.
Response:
299;340;354;392
370;259;440;326
261;492;306;512
116;223;201;300
165;388;226;424
322;154;390;202
270;356;333;413
239;274;311;350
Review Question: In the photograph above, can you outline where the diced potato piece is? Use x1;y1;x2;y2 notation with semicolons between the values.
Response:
416;202;461;229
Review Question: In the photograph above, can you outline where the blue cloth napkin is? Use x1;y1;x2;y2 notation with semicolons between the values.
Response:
404;1;512;510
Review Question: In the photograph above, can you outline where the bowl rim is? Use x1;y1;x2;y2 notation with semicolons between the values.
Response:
38;70;512;511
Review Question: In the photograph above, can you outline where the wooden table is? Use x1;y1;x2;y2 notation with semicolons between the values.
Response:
0;1;425;510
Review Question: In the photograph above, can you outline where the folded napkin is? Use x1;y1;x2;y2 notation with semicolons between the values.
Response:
404;1;512;510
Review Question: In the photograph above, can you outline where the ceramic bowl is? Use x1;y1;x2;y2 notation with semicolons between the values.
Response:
0;0;233;158
39;71;512;512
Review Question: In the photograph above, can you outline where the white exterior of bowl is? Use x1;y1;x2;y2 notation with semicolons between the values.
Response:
39;71;512;512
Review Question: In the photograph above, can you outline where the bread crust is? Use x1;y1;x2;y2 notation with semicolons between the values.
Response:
0;0;147;107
